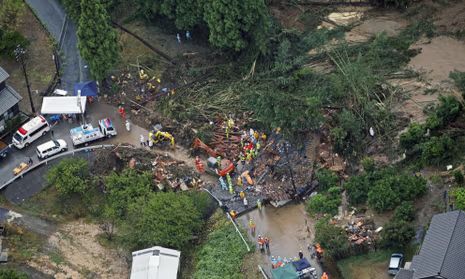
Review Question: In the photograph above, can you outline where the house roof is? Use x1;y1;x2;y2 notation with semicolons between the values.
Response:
130;246;180;279
410;210;465;279
0;85;22;115
0;67;9;84
394;269;414;279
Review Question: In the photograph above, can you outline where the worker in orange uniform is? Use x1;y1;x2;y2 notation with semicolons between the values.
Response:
321;272;329;279
118;106;126;119
194;156;205;173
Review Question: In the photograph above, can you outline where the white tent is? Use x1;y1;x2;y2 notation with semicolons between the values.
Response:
41;96;87;114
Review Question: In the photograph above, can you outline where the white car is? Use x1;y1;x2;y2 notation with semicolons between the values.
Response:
36;139;68;159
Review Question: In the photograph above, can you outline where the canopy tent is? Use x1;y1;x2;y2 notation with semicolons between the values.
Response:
271;264;299;279
74;81;98;97
292;258;311;272
41;96;87;114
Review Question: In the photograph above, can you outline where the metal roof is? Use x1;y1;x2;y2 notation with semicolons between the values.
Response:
0;67;9;83
394;269;414;279
130;246;180;279
411;210;465;279
0;85;22;115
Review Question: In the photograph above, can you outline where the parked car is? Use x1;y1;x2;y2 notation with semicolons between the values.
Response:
12;115;50;149
0;141;10;159
36;139;68;159
388;253;404;275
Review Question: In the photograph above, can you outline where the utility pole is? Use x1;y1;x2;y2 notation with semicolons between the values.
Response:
14;45;35;114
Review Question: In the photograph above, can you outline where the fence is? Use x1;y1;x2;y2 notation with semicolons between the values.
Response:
0;144;115;191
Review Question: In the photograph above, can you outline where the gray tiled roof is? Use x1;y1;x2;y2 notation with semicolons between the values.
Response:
0;85;22;115
0;67;9;83
394;269;414;279
411;210;465;279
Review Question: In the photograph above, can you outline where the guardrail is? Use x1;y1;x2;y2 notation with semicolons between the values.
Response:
0;144;115;190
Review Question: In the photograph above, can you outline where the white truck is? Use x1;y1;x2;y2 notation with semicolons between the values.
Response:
70;118;117;146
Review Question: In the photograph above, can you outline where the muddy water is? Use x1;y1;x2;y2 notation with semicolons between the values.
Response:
409;36;465;83
238;203;344;278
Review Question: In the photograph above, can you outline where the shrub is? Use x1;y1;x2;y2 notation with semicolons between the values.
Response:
452;187;465;210
368;178;401;212
432;95;462;126
344;174;370;205
46;158;90;196
453;170;464;185
123;192;202;251
315;168;339;192
306;192;341;216
315;219;350;260
193;212;251;279
393;202;415;222
419;135;454;165
400;123;425;149
0;29;29;59
381;219;415;248
361;157;376;173
449;71;465;95
0;269;27;279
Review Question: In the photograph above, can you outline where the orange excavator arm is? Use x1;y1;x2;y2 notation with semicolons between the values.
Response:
193;138;219;157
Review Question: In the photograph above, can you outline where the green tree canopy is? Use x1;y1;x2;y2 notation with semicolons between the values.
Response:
104;169;152;218
452;187;465;210
123;192;202;250
77;0;119;81
315;168;339;192
203;0;270;52
0;0;24;28
46;158;90;196
315;219;350;260
381;219;415;248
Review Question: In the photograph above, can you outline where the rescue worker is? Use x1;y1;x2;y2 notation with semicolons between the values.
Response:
229;210;237;220
257;235;264;251
140;134;145;147
249;218;256;234
298;250;303;259
264;236;270;251
243;197;248;208
321;272;329;279
195;156;205;173
239;191;245;200
118;106;126;119
125;119;131;132
257;199;262;210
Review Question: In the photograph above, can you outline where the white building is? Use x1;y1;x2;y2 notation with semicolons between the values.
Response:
130;246;181;279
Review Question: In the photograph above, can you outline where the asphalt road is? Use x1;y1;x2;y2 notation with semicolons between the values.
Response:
25;0;89;91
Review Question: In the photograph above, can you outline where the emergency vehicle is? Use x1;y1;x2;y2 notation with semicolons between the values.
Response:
12;115;51;149
70;118;117;146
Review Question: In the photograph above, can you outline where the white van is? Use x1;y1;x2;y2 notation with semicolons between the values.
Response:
12;115;51;149
36;139;67;159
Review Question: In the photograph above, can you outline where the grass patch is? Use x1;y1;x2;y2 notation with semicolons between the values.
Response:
337;250;392;279
5;224;44;263
192;211;254;279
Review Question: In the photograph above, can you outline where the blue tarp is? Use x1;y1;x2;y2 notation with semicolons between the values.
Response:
74;81;98;97
292;258;311;272
271;264;299;279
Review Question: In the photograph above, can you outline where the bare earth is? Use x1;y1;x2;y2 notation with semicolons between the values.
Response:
28;220;129;279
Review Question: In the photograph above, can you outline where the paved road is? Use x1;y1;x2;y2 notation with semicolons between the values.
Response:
25;0;89;92
1;102;148;203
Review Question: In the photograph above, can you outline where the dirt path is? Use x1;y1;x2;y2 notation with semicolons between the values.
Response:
29;220;129;279
238;203;323;278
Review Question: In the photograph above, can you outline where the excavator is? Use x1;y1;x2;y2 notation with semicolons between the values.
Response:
149;127;175;147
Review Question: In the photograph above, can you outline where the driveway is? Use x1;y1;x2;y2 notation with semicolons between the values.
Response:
1;102;148;203
25;0;89;91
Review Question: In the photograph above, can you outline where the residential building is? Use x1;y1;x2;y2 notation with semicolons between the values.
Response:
395;210;465;279
130;246;181;279
0;66;23;133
